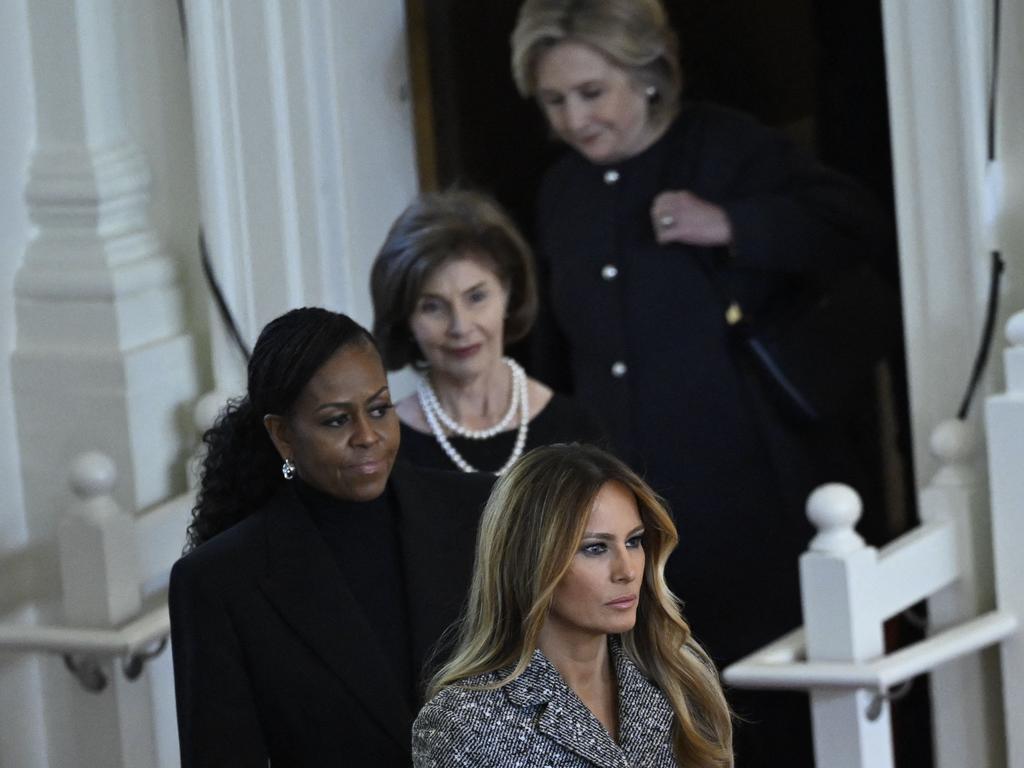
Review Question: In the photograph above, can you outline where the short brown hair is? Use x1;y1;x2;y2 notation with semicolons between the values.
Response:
511;0;682;133
370;190;538;370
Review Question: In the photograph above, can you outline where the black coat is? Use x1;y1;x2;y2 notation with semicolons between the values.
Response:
169;462;493;767
532;103;881;664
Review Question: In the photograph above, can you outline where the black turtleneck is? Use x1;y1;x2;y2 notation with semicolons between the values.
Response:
293;478;414;709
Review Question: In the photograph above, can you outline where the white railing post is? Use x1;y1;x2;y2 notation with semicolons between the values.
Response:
800;484;893;768
922;419;1004;768
56;452;157;767
987;310;1024;768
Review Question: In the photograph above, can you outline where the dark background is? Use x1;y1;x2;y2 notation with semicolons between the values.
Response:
407;3;927;762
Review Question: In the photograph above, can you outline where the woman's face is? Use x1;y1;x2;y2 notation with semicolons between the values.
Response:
544;481;646;643
534;41;655;165
265;342;399;502
409;254;510;382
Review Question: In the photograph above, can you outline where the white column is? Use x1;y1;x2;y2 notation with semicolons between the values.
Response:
880;0;993;484
800;485;893;768
183;0;420;393
12;0;200;529
12;1;199;765
987;312;1024;768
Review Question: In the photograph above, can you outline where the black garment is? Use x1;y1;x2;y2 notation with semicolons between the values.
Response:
397;392;606;474
532;103;882;766
169;463;493;768
297;480;414;710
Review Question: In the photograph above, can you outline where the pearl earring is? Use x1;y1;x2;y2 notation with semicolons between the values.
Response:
645;85;658;99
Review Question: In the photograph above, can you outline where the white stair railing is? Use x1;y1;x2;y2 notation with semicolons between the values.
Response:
724;420;1017;767
0;390;225;767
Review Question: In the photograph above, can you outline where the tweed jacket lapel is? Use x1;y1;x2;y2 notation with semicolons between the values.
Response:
613;643;676;768
505;647;624;768
502;640;677;768
256;487;412;750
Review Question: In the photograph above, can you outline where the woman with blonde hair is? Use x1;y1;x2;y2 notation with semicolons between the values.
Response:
412;443;732;767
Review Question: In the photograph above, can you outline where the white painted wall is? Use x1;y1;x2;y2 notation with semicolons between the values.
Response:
0;0;49;764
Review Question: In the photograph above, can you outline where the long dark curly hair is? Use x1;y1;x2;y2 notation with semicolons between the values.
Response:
184;307;377;551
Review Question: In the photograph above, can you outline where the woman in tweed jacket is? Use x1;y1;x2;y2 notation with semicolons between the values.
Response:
413;444;732;767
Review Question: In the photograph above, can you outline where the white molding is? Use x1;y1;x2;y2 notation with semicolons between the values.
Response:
184;0;419;393
881;0;992;485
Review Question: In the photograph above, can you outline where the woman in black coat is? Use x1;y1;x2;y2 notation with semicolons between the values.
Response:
511;0;886;764
169;308;492;767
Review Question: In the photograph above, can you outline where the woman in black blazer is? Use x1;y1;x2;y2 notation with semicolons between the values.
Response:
169;307;492;767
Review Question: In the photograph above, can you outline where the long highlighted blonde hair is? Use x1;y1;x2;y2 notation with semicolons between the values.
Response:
428;443;732;767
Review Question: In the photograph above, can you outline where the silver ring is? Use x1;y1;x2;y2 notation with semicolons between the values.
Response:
657;214;675;229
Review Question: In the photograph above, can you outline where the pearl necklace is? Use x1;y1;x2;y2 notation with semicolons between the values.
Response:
417;358;530;475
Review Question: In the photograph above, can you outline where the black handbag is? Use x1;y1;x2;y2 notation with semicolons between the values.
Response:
711;261;902;425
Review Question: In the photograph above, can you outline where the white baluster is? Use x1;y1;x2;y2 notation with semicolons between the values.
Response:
56;452;156;767
59;453;141;627
801;484;894;768
987;311;1024;768
923;419;1003;768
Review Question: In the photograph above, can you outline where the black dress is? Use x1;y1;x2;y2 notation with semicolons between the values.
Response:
397;392;606;474
532;102;883;766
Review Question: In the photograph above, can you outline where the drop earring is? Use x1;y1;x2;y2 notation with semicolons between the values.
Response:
281;458;296;480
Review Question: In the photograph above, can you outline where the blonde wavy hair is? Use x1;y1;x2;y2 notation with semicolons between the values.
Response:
428;443;732;767
511;0;683;134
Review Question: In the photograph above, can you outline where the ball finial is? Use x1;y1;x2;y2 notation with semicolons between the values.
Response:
69;451;117;498
807;483;865;554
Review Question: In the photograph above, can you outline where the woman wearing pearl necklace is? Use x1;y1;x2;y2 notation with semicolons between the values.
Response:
371;190;604;475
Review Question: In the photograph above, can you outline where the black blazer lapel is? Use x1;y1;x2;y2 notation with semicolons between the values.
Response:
255;489;412;750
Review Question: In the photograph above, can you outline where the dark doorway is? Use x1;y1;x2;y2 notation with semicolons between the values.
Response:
406;3;928;761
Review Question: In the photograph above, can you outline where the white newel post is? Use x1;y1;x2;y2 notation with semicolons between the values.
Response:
923;420;1004;768
12;0;200;528
987;311;1024;768
800;485;893;768
56;452;154;766
11;0;198;764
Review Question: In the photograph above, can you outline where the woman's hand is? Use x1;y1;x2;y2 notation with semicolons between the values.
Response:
651;190;733;247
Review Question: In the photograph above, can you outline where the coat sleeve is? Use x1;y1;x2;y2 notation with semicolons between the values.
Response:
169;556;269;768
411;700;497;768
693;108;887;277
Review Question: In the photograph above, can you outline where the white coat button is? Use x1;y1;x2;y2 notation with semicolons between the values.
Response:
611;361;627;377
601;264;619;280
603;169;620;184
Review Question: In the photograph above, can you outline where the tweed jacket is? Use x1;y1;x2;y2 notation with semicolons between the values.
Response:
412;640;679;768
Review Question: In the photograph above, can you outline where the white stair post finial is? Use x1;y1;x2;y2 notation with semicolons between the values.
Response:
58;452;141;628
1004;310;1024;392
929;418;977;488
807;483;866;555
